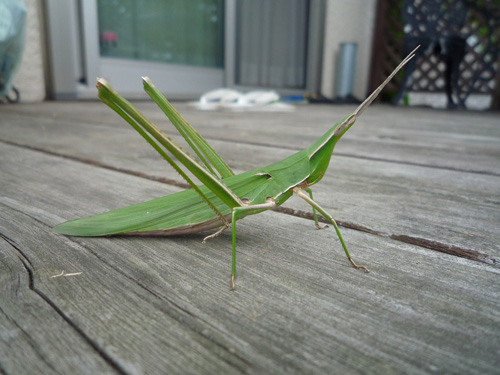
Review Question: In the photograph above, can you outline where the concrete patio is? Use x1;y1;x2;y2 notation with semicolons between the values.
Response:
1;99;499;374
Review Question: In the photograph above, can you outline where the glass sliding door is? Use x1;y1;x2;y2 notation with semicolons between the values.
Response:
235;0;309;89
225;0;324;95
80;0;225;98
97;1;223;68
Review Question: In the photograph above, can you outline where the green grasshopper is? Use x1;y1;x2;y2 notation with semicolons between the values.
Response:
54;49;417;290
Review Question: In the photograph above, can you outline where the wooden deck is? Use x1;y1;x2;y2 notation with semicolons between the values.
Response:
1;99;499;374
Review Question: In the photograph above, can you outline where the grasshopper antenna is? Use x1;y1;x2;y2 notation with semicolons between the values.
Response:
354;45;419;117
334;45;419;137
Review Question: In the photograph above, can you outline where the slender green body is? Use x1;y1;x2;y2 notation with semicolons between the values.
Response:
54;49;418;289
54;138;331;236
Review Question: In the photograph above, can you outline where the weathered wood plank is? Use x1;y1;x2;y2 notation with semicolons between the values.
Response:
1;143;500;374
1;107;499;260
2;101;500;174
0;235;116;374
0;210;250;375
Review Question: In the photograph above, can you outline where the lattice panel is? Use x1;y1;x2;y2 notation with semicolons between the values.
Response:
370;0;500;106
453;5;500;98
406;3;500;96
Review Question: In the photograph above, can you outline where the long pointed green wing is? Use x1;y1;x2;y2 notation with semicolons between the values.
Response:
54;170;272;236
54;144;313;237
143;77;234;179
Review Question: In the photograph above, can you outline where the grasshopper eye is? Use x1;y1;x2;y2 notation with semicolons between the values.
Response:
241;198;251;204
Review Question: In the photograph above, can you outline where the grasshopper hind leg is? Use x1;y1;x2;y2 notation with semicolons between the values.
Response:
305;188;328;230
348;257;369;272
202;222;230;243
293;187;369;273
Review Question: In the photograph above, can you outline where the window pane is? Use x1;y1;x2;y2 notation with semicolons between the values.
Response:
97;0;224;68
236;0;309;89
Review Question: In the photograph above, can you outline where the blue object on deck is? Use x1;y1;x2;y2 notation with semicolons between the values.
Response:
0;0;27;102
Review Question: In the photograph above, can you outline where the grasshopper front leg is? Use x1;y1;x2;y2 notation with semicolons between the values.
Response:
230;198;277;290
293;187;369;273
